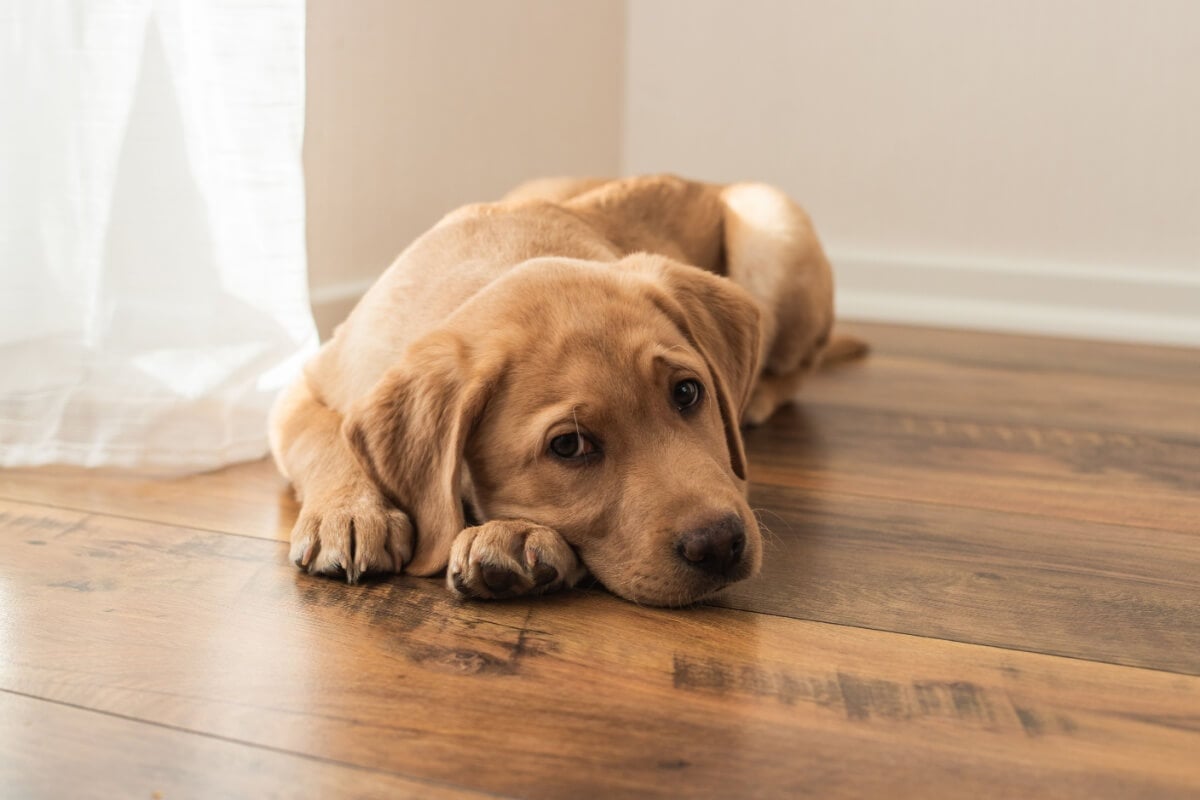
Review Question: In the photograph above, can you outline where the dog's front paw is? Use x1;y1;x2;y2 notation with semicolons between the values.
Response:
289;493;413;583
448;520;586;600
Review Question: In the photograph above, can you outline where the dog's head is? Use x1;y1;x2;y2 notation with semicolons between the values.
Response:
344;254;763;606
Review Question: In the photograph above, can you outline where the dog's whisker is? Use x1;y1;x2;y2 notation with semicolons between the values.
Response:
751;505;793;534
627;575;648;608
758;527;781;554
753;520;785;556
748;506;787;537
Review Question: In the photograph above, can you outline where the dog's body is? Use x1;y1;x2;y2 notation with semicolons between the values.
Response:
270;175;854;606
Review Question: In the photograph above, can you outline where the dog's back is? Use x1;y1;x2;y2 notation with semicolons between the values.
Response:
311;175;736;410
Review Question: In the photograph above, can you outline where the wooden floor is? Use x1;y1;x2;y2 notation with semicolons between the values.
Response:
2;321;1198;799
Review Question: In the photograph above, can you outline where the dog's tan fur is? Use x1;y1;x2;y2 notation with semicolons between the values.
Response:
269;174;857;606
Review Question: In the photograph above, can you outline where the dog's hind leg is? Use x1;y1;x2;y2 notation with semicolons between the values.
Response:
719;182;866;424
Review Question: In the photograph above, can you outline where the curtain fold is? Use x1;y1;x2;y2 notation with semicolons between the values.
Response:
0;0;316;471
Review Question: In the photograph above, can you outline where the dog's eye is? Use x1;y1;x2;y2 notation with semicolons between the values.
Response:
672;379;703;411
548;432;598;461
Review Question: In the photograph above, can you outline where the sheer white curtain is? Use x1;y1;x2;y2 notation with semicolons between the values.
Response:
0;0;316;471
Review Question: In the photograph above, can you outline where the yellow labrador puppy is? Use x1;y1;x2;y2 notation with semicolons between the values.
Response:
270;175;860;606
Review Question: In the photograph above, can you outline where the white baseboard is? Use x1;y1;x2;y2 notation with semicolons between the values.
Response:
309;278;375;341
310;255;1200;348
831;250;1200;347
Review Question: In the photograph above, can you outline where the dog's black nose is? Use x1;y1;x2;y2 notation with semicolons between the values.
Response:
675;515;746;577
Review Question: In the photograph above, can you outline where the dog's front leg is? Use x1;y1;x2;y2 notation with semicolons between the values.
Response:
447;520;588;600
270;376;414;583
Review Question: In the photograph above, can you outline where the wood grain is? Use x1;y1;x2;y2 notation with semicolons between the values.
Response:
745;402;1200;535
0;458;294;542
721;485;1200;674
1;499;1198;798
838;322;1200;386
765;323;1200;530
0;691;483;800
2;321;1199;797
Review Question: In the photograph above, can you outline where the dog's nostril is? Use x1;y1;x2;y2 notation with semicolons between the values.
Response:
675;515;746;577
678;536;709;564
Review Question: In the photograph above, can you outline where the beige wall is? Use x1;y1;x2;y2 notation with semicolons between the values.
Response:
305;0;625;335
625;0;1200;344
304;1;1200;345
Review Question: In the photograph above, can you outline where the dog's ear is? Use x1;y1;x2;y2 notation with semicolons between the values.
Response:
631;257;763;481
342;331;493;576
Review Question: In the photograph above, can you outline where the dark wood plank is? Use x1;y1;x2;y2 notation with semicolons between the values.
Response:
1;500;1198;798
839;322;1200;391
802;357;1200;443
747;402;1200;535
0;691;484;799
718;485;1200;674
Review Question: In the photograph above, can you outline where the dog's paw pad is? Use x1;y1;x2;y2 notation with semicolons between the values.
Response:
532;563;559;587
480;563;521;596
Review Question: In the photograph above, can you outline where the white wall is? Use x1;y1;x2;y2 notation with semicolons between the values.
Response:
305;0;625;336
625;1;1200;345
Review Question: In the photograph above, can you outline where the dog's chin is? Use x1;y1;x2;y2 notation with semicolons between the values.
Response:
599;565;756;608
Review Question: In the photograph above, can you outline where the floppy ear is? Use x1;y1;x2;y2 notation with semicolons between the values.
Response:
632;257;763;481
342;331;493;576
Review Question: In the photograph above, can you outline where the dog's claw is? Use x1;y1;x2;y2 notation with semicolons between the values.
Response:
287;497;413;583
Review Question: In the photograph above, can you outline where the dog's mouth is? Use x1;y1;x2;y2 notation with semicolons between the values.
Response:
612;578;744;608
594;560;757;608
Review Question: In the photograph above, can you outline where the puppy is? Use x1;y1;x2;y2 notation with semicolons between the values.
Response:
269;175;859;606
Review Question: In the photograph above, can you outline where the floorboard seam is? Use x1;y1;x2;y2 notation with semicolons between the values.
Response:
0;686;512;799
748;481;1200;538
708;604;1200;679
792;399;1200;446
0;494;283;544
